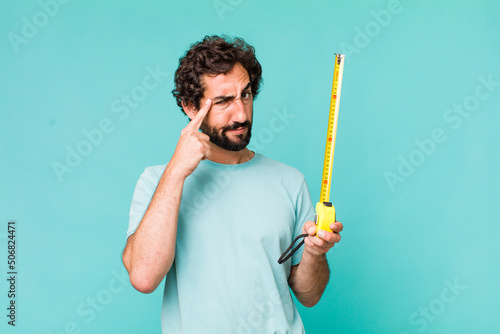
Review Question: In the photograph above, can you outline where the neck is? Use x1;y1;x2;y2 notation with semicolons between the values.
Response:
206;143;255;164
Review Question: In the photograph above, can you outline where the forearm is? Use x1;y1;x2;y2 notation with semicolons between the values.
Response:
288;248;330;307
123;163;185;293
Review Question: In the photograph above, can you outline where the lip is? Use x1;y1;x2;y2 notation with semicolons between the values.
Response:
228;127;246;133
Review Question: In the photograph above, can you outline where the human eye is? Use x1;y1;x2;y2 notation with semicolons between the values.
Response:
214;98;229;105
242;91;252;100
213;98;231;110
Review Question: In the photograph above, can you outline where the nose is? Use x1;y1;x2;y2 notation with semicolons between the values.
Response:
231;98;247;123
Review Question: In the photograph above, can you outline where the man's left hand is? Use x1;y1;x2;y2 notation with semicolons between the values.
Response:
302;220;343;257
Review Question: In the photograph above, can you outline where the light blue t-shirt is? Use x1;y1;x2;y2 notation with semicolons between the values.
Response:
127;152;316;333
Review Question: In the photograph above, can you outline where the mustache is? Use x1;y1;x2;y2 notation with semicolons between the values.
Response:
224;121;251;132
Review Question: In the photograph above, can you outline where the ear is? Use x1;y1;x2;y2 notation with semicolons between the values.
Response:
181;100;197;121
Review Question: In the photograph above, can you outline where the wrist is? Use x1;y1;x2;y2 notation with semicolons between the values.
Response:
165;162;187;182
303;246;327;262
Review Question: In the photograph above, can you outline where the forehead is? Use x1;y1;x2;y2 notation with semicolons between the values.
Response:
201;63;250;96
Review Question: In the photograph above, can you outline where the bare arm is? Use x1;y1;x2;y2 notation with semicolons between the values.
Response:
288;220;343;307
288;252;330;307
122;99;213;294
122;164;185;293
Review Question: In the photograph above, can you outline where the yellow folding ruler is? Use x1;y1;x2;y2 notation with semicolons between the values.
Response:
314;53;345;233
278;53;345;264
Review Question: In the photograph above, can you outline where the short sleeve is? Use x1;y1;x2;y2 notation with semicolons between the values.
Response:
291;177;316;266
126;168;157;239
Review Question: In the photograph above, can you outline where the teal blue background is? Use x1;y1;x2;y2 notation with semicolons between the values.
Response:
1;0;499;333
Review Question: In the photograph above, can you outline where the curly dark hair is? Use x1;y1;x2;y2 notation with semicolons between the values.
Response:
172;35;263;114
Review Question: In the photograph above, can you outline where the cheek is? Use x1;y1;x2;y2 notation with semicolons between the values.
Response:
207;114;229;131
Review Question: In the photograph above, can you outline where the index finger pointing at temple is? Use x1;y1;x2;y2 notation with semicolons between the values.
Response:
188;99;212;131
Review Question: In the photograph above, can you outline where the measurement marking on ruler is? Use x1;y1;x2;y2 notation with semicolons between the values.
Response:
315;54;345;234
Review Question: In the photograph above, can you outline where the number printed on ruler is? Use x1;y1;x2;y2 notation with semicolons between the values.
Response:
320;54;345;203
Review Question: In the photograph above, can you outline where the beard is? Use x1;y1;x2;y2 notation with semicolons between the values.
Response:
200;120;252;151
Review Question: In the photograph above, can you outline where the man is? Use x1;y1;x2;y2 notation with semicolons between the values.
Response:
122;35;343;333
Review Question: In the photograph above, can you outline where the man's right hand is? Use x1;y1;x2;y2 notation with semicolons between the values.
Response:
170;99;213;179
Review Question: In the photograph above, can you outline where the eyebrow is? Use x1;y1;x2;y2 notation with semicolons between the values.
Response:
213;82;252;102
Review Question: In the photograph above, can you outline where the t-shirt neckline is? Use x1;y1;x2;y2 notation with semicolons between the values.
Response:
200;151;260;170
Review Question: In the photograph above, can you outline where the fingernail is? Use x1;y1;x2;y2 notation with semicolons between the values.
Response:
318;230;325;237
